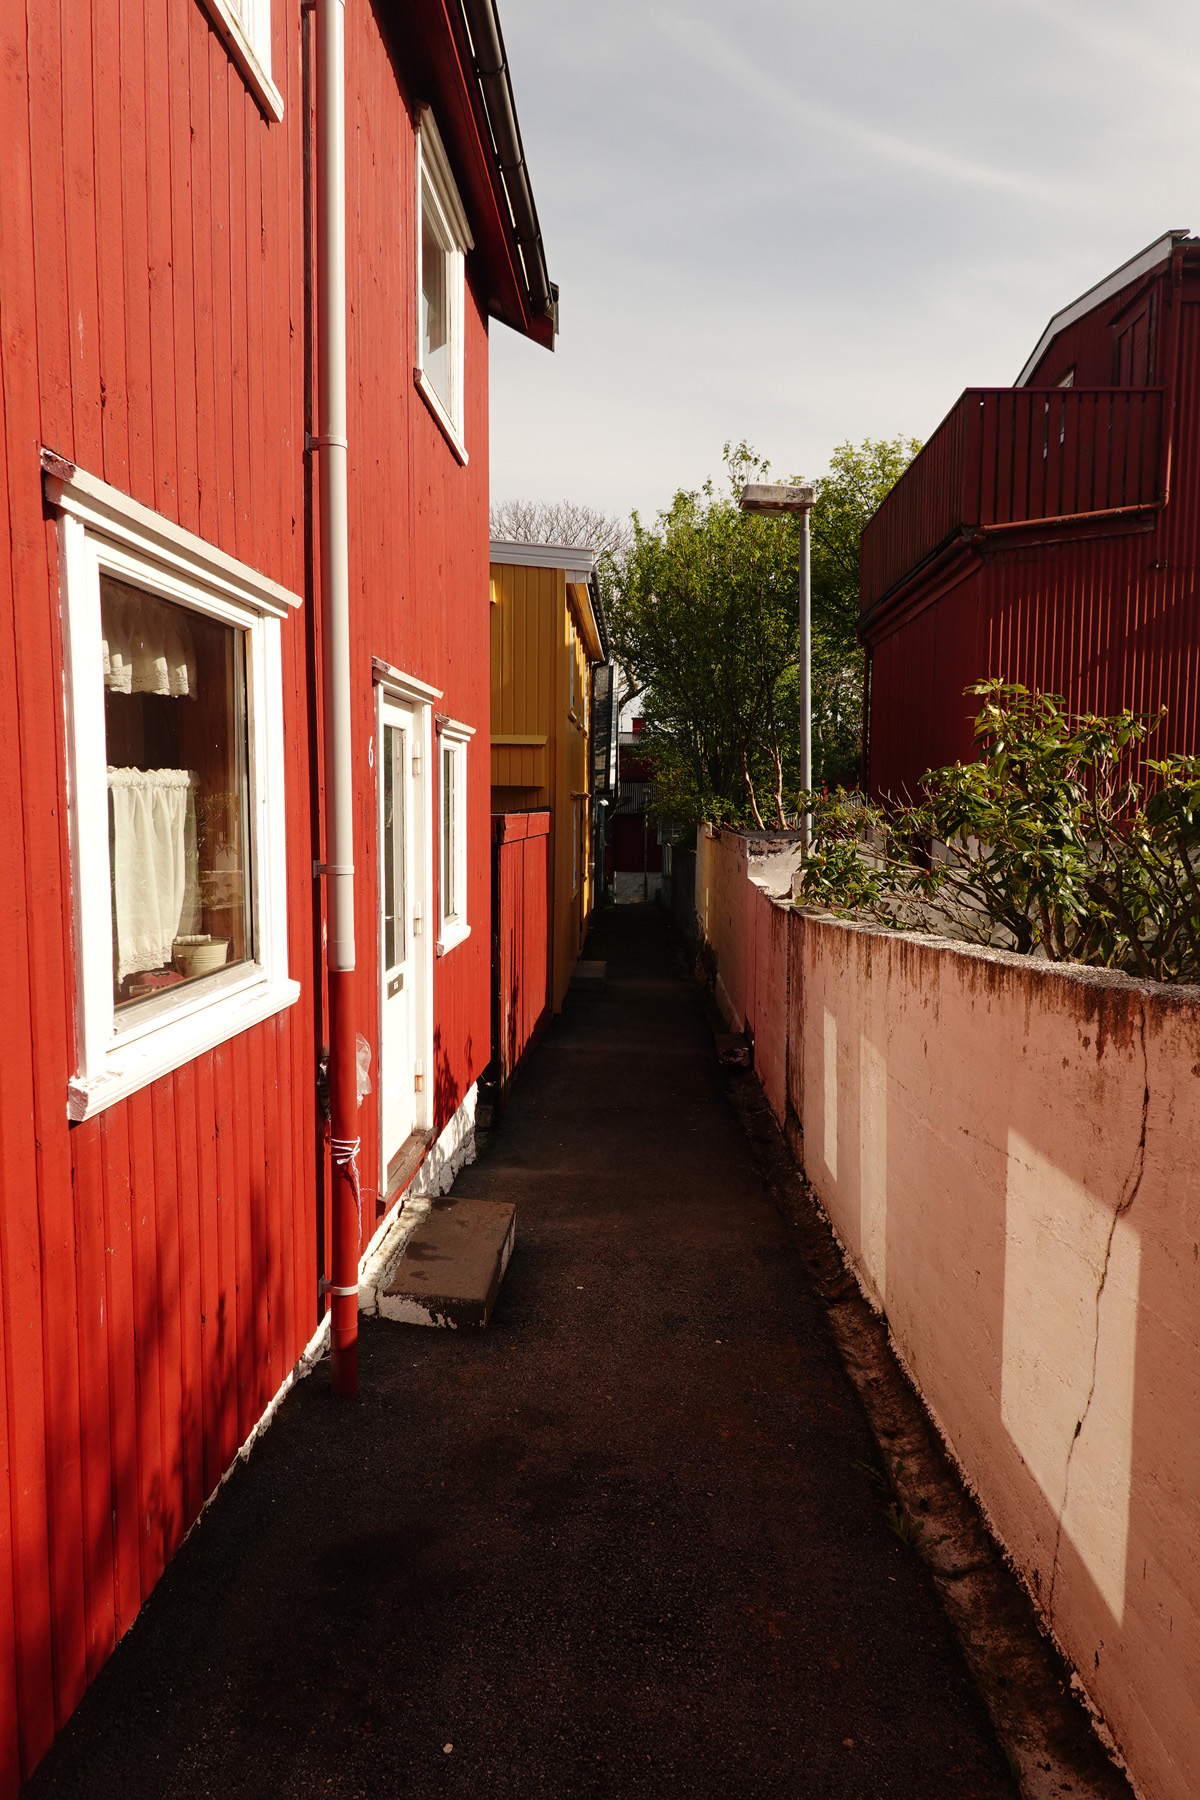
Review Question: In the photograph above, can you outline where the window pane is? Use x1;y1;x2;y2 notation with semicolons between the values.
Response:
102;577;252;1010
384;724;407;970
421;187;452;415
442;744;456;922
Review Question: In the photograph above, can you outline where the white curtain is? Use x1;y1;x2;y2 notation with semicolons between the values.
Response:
102;590;197;697
108;768;200;982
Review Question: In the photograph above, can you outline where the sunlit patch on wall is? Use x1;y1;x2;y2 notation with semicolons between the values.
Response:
859;1033;886;1301
823;1008;838;1181
1001;1128;1139;1622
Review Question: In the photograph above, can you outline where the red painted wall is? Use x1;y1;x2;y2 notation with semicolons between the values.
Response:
0;0;495;1785
343;0;492;1212
0;2;317;1784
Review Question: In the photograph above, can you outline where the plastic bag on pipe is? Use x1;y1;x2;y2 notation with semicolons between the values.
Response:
356;1032;372;1105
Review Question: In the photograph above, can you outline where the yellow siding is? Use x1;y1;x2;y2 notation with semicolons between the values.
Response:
491;558;600;1013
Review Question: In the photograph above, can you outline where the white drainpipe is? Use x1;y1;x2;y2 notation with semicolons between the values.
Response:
314;0;360;1398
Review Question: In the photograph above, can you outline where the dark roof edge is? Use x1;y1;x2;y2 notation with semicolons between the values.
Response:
458;0;557;345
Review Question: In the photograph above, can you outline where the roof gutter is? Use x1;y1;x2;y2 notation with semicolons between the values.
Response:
588;570;610;660
458;0;557;335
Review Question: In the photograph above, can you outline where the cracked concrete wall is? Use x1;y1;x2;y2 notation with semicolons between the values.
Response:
696;829;1200;1800
793;912;1200;1800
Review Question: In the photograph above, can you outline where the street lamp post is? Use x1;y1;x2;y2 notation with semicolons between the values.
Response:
739;481;816;845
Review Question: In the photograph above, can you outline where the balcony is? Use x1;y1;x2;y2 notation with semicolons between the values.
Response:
860;386;1165;614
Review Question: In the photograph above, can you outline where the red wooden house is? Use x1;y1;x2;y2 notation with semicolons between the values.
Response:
0;0;553;1784
860;231;1200;798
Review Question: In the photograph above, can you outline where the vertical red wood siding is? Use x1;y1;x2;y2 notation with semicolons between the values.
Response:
0;0;499;1783
865;260;1200;801
343;0;492;1211
0;2;319;1784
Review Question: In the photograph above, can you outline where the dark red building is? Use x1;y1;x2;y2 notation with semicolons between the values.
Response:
861;231;1200;799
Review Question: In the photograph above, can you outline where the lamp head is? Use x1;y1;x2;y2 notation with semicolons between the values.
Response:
739;482;815;514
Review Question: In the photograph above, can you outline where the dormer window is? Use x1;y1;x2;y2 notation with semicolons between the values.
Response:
1113;297;1155;386
415;110;474;459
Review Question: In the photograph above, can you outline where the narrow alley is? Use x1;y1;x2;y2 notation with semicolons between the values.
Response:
29;906;1013;1800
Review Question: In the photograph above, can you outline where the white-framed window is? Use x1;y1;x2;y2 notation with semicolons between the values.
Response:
45;459;301;1121
199;0;282;122
415;108;473;461
572;798;580;895
436;716;474;956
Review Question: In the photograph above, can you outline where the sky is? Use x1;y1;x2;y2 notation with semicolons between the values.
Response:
486;0;1200;522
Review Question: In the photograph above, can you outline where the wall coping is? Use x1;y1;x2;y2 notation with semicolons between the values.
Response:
788;902;1200;1012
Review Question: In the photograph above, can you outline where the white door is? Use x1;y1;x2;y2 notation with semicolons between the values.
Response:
380;698;419;1168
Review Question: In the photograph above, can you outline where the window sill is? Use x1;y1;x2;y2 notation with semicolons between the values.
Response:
436;920;471;959
414;367;468;466
198;0;284;121
68;974;301;1121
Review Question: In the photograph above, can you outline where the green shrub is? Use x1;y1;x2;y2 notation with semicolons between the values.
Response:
795;682;1200;984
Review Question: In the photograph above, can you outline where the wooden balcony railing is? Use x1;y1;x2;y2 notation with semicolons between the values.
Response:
860;386;1165;613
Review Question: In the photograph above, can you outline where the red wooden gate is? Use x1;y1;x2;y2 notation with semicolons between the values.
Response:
491;813;552;1091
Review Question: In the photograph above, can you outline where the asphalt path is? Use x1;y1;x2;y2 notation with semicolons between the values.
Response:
29;903;1013;1799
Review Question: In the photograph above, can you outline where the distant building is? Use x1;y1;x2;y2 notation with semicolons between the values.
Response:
489;542;613;1011
861;231;1200;798
609;716;664;903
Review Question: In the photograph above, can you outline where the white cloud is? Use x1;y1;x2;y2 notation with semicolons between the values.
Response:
488;0;1200;516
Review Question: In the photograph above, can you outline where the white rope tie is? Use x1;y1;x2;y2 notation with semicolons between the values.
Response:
330;1134;362;1232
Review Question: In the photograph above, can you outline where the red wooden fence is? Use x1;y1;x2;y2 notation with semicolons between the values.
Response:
492;813;551;1091
862;387;1165;610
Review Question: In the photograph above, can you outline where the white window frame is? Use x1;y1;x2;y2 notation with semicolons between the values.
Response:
45;460;302;1122
415;108;473;463
436;716;474;957
198;0;282;122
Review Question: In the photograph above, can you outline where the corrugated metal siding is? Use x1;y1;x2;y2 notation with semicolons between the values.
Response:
862;387;1163;613
1023;269;1168;388
865;270;1200;802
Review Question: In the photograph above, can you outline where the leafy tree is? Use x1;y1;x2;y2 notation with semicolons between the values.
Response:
604;437;919;826
809;436;923;786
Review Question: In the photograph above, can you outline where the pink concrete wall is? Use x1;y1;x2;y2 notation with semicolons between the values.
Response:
697;826;1200;1800
750;885;789;1125
696;828;751;1031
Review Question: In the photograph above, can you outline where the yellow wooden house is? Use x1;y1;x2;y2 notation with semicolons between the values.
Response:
489;540;610;1011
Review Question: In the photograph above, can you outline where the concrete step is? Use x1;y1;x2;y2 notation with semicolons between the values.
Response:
571;959;606;992
380;1196;516;1328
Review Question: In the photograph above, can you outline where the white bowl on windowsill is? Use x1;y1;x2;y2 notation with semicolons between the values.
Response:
173;935;230;980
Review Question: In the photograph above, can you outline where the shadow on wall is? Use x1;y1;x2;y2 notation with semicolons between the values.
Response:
695;826;1200;1800
9;1011;315;1790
